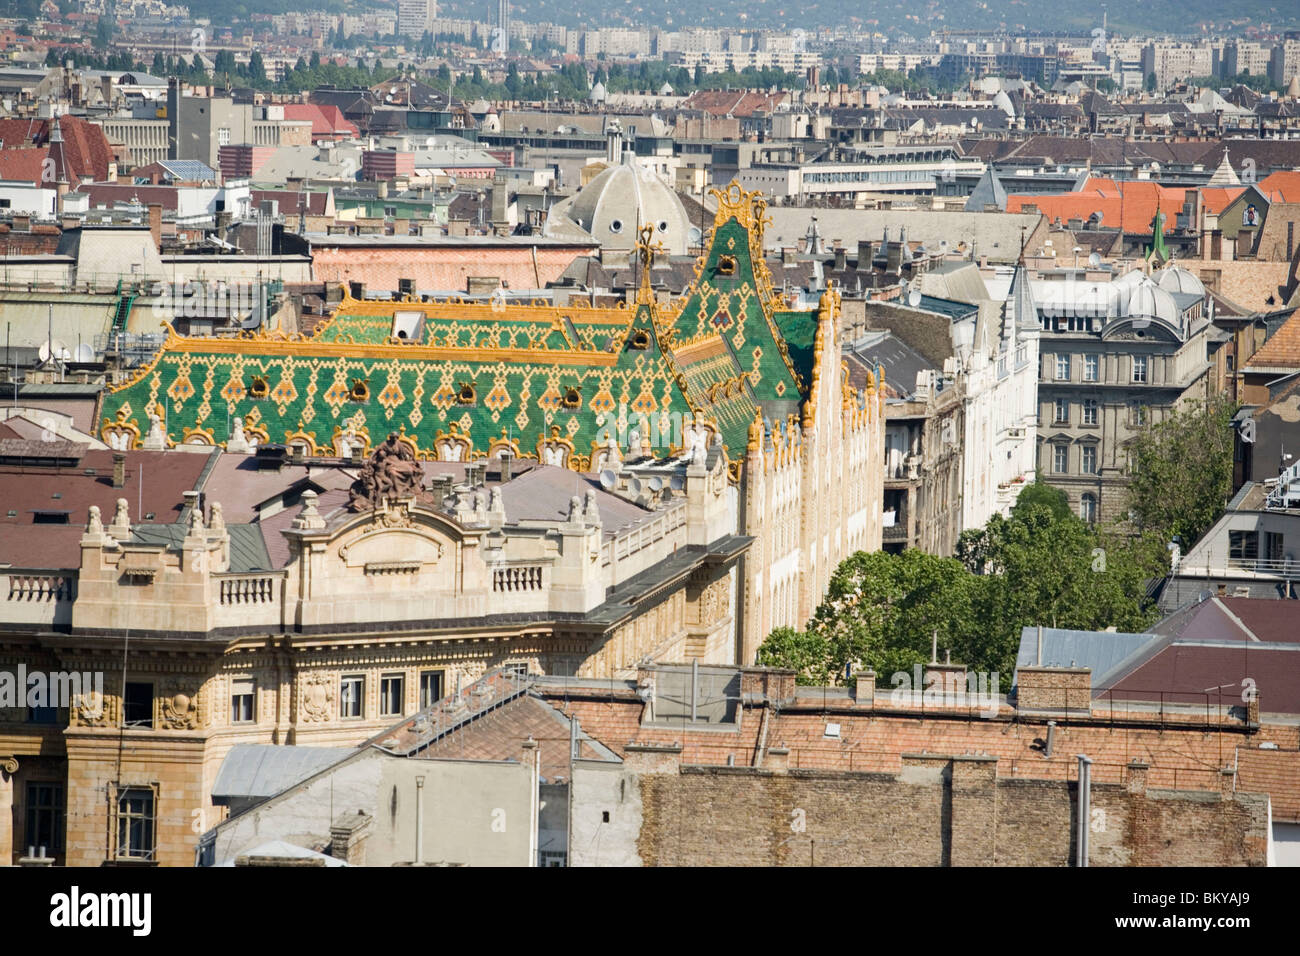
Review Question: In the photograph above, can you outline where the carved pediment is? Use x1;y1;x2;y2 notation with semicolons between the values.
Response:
338;526;447;569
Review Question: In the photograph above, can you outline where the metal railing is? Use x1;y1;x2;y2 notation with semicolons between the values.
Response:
1225;556;1300;578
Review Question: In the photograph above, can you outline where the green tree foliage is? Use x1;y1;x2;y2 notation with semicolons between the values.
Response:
1125;394;1237;548
1011;477;1071;522
758;495;1166;684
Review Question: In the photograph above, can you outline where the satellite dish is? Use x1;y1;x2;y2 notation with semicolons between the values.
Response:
907;290;922;307
599;469;617;490
628;477;642;496
39;340;71;364
687;226;703;245
74;343;95;362
1088;252;1102;268
669;475;685;492
647;476;664;492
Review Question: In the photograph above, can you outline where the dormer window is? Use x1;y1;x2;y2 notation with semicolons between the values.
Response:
562;386;581;409
248;376;269;400
457;383;477;405
349;379;370;402
630;329;651;350
717;255;737;276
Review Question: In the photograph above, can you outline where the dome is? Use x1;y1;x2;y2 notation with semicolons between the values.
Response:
590;81;606;103
1125;278;1179;326
658;82;673;96
544;163;694;255
992;90;1016;118
1156;264;1205;297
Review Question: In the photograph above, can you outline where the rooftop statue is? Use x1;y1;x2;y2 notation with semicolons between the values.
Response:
349;432;424;511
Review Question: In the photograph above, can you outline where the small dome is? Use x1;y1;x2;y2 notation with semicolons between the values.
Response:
1156;264;1205;297
992;90;1016;118
658;82;673;96
590;81;606;103
544;164;693;255
1125;278;1179;326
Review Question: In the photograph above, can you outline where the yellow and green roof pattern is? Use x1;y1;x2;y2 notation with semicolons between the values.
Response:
97;183;829;473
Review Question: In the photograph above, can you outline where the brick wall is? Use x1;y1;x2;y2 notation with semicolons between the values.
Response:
632;754;1270;866
1015;666;1092;714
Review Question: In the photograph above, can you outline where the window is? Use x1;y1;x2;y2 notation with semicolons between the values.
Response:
217;127;230;146
1080;493;1098;524
1081;445;1097;474
230;677;255;724
1132;355;1148;383
502;661;529;679
340;676;364;719
1229;531;1259;563
114;787;156;861
1084;354;1099;382
27;702;56;723
123;682;153;728
25;783;65;854
1131;402;1148;427
1053;444;1069;473
384;205;397;217
419;671;444;709
1265;532;1284;565
380;674;405;717
1053;399;1069;424
1082;399;1098;426
1055;354;1070;381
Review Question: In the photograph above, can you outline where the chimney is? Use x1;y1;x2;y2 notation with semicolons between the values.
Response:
857;239;874;266
464;461;485;487
147;203;162;250
498;450;513;482
853;668;875;706
833;247;847;271
112;452;126;489
348;281;365;300
12;214;30;232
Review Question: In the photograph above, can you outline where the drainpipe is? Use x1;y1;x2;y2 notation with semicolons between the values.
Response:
414;776;425;865
1076;755;1092;867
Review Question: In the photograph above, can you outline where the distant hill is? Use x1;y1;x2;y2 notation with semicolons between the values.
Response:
432;0;1299;36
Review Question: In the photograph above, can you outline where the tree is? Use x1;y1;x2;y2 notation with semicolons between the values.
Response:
1146;71;1158;92
152;52;167;76
310;51;321;71
1011;478;1071;522
247;51;266;85
759;503;1166;686
1126;394;1237;547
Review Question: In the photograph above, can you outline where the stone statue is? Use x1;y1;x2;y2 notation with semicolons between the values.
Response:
348;432;424;511
227;416;250;453
209;501;226;533
87;505;103;534
143;410;166;450
110;498;130;535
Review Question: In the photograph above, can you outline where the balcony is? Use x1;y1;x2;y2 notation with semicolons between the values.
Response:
2;571;76;630
1224;557;1300;578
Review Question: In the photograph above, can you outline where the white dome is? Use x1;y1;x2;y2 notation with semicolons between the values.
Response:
992;90;1016;119
658;82;673;96
1125;279;1179;326
1156;264;1205;297
590;81;606;102
544;163;693;255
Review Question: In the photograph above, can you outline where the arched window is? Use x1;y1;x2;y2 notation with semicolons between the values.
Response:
1080;493;1098;524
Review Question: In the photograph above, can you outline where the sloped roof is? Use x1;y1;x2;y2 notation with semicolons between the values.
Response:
212;744;358;802
1245;311;1300;372
96;183;874;473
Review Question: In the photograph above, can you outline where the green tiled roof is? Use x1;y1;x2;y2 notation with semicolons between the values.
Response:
97;184;826;473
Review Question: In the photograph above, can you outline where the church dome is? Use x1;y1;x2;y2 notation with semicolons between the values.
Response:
590;81;607;103
545;163;694;255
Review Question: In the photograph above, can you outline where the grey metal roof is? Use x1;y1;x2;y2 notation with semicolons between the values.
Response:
1014;625;1157;688
846;331;936;398
212;744;357;802
128;522;270;572
158;159;218;181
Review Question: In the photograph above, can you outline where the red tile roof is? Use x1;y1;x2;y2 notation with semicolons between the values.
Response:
1245;311;1300;372
1006;178;1239;235
0;114;112;182
0;448;213;569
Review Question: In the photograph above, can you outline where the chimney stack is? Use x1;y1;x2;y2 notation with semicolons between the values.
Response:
112;452;126;488
498;450;513;482
147;203;162;251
